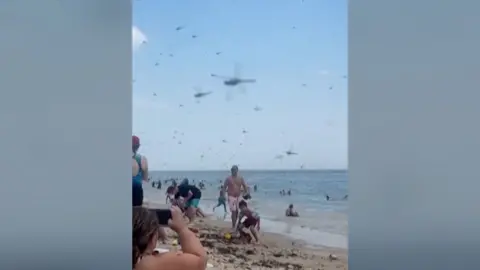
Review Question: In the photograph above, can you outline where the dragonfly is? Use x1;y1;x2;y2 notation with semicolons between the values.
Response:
193;87;212;103
211;64;256;100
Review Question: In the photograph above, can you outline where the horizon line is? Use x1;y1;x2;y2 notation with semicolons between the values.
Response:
150;168;348;172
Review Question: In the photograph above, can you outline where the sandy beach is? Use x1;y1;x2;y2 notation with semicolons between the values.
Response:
148;199;348;270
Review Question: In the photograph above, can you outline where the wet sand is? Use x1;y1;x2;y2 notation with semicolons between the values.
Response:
156;217;348;270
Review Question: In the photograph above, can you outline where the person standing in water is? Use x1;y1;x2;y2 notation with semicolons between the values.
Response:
213;186;228;213
224;165;249;229
132;135;149;206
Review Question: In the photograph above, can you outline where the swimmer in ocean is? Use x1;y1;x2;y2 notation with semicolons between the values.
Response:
285;204;299;217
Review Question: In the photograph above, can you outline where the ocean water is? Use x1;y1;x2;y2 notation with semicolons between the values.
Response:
145;170;348;249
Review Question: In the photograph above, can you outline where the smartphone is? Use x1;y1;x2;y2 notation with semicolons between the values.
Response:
151;208;172;225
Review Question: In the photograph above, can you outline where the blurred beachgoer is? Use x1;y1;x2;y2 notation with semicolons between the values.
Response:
253;184;258;192
133;206;207;270
196;208;206;218
168;184;202;223
165;186;176;204
237;200;261;243
224;165;249;229
213;186;228;213
132;135;149;206
287;189;291;196
180;178;189;186
285;204;299;217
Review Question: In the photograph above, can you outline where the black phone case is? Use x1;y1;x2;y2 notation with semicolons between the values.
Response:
152;209;172;225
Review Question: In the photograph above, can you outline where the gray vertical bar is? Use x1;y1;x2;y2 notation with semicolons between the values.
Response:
350;0;480;269
0;1;132;269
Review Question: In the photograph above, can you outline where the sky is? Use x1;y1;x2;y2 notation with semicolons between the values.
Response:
132;0;347;171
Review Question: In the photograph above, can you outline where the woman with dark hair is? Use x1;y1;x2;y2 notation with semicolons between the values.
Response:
132;206;207;270
132;135;149;206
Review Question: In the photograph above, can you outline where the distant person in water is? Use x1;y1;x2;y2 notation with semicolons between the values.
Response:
285;204;299;217
287;189;291;196
325;194;348;201
156;179;162;189
224;165;249;229
132;135;149;206
253;184;258;192
213;186;228;213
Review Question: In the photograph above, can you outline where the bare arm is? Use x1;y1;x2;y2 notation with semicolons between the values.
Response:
141;156;149;182
177;227;206;258
184;190;193;202
241;177;249;194
222;178;229;196
236;211;245;230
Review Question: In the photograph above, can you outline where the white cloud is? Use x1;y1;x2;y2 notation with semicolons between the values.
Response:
132;26;147;52
318;70;330;76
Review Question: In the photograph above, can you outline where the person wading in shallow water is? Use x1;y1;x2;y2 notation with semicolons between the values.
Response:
223;165;249;229
213;186;228;214
132;135;149;206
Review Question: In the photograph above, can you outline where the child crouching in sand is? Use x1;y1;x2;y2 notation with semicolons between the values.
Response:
237;200;261;244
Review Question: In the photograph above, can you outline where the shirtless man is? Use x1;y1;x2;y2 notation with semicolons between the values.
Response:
223;165;249;229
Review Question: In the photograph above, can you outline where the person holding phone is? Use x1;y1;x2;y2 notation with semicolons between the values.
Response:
133;206;207;270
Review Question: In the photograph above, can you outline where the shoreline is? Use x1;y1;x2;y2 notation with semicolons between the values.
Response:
145;192;347;250
148;200;348;270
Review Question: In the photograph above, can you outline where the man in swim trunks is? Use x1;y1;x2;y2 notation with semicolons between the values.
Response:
169;184;202;223
223;165;249;229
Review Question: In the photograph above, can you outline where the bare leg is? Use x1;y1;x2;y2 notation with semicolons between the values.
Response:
231;210;238;229
249;227;260;243
186;207;196;223
223;203;227;213
213;202;220;211
197;208;206;217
